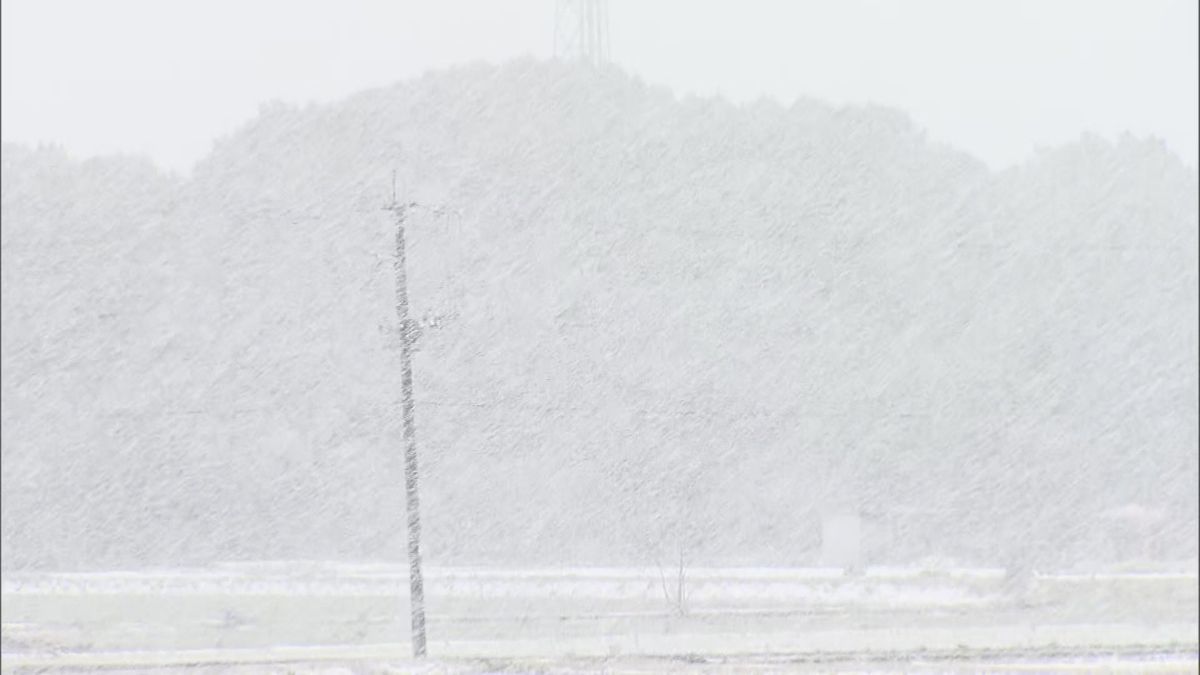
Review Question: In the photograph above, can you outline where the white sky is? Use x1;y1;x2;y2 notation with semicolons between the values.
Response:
2;0;1196;173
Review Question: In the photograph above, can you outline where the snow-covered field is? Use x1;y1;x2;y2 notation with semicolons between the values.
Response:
2;563;1196;671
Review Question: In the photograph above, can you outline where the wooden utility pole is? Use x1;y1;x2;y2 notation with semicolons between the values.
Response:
385;189;427;658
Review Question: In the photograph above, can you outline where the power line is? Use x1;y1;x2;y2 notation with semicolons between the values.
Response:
262;212;1185;255
410;398;1102;423
9;202;1186;259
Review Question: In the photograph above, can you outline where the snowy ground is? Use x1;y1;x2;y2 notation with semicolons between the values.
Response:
2;564;1197;672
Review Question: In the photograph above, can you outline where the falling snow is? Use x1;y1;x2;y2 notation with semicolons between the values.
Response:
1;11;1198;673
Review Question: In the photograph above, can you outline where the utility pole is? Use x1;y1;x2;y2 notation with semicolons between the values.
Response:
384;178;427;658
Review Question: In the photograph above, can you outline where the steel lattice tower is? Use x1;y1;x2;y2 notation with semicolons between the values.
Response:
554;0;610;67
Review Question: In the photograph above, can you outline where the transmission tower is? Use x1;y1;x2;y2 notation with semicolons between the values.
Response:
554;0;610;67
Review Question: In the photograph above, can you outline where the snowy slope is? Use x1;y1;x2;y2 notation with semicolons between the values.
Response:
1;60;1197;571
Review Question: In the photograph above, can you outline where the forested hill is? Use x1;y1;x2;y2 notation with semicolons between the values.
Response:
2;58;1196;571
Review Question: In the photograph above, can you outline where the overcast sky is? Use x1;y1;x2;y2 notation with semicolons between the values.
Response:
2;0;1196;173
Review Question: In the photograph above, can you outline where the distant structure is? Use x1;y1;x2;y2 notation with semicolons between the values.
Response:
554;0;610;67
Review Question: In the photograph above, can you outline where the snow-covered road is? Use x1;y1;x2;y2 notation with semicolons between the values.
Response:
3;564;1196;671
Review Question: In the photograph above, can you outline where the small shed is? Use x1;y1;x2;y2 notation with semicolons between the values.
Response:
820;511;863;571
